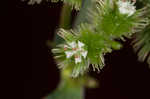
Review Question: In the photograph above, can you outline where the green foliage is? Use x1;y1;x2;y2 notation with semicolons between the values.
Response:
94;0;149;38
132;0;150;67
133;24;150;67
52;0;149;78
78;24;111;69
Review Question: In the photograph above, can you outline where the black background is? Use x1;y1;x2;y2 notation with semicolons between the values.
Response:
4;0;150;99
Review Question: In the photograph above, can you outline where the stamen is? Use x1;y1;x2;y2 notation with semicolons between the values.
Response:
72;48;77;51
74;55;79;58
132;0;136;3
64;47;67;51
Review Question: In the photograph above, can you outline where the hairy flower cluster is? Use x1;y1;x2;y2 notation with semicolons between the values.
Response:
52;0;148;78
64;41;88;64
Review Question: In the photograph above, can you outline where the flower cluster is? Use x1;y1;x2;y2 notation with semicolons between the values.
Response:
64;41;88;64
52;0;148;78
117;0;136;16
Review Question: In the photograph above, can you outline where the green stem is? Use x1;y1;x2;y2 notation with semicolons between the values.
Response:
54;3;72;45
73;0;95;29
51;1;94;99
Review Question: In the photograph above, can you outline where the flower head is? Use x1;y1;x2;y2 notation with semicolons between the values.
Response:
117;0;136;16
64;41;88;64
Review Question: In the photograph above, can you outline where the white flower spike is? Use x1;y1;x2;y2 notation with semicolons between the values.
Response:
117;0;136;16
64;41;88;64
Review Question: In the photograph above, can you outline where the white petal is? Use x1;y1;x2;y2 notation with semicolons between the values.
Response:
78;41;84;48
72;50;77;54
64;45;69;48
65;51;74;58
81;51;88;58
75;56;82;64
68;42;76;48
117;0;136;16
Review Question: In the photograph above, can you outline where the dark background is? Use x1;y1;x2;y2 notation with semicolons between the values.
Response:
5;0;150;99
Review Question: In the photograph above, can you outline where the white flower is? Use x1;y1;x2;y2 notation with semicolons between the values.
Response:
117;0;136;16
64;41;88;64
68;41;77;49
65;51;74;58
78;41;84;48
75;56;82;64
81;51;88;58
